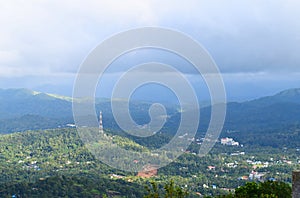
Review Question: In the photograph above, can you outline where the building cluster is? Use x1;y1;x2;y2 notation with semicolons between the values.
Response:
220;137;239;146
21;160;41;171
249;170;265;181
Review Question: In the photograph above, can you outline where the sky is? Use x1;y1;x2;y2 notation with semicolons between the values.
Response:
0;0;300;101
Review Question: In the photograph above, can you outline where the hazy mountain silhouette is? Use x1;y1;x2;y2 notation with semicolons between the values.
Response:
0;88;299;140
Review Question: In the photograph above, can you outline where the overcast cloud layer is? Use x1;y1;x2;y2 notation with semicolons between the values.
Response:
0;0;299;100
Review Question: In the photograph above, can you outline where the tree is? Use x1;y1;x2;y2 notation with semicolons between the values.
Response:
164;180;188;198
144;181;159;198
260;181;291;198
144;180;188;198
231;181;291;198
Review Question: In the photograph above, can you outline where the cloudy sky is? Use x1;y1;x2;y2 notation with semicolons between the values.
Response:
0;0;300;101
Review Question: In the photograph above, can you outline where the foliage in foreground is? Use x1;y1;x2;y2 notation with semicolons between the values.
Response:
0;174;146;198
215;181;291;198
144;180;292;198
144;180;188;198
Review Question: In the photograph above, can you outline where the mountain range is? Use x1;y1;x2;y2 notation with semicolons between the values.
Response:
0;87;299;147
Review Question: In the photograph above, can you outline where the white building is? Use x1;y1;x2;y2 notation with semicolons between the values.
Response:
221;137;239;146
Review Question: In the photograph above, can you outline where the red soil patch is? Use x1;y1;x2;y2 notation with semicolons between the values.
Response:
137;165;158;178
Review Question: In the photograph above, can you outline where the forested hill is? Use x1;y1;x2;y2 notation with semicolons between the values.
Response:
223;88;300;133
0;128;148;197
0;88;300;147
0;88;72;119
0;127;297;197
0;88;177;133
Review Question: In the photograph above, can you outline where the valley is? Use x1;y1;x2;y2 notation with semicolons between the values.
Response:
0;88;300;197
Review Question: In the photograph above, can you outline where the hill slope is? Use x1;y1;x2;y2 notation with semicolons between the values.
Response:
0;88;300;148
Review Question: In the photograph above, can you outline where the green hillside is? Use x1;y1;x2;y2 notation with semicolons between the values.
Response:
1;88;300;147
0;128;299;197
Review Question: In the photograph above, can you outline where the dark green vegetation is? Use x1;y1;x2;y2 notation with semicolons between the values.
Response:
1;88;300;149
232;181;291;198
1;175;144;198
144;180;291;198
0;88;300;197
214;181;291;198
145;180;188;198
0;128;299;197
0;129;146;197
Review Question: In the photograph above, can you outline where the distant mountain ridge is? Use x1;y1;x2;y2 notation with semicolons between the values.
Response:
0;88;177;133
0;87;300;147
244;88;300;107
0;88;72;119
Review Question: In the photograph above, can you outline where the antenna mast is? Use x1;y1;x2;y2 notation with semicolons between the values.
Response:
99;111;104;133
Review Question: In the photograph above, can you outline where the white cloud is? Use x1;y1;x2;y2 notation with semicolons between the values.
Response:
0;50;20;64
0;0;299;84
0;0;164;77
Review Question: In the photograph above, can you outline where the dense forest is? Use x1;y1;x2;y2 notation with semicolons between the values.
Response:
1;88;300;151
0;128;299;197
